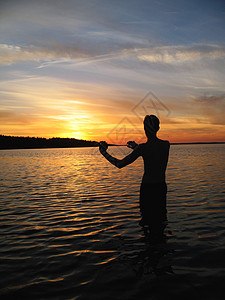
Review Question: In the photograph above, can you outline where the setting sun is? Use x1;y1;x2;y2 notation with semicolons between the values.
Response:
1;1;225;299
0;0;225;144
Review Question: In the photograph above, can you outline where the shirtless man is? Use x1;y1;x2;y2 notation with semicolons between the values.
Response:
99;115;170;238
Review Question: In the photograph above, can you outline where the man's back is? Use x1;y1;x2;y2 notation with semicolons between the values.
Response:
140;139;170;183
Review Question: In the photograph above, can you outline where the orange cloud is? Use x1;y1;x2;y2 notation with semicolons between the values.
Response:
1;69;225;143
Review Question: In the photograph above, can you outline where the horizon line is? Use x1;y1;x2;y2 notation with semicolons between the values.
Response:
1;134;225;146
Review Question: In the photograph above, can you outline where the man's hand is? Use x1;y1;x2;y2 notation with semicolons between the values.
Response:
99;141;108;153
127;141;138;149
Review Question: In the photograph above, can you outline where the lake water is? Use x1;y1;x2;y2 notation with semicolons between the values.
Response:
0;144;225;299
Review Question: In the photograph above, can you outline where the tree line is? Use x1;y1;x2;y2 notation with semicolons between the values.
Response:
0;135;99;149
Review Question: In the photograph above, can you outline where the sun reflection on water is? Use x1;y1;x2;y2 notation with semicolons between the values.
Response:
0;144;225;298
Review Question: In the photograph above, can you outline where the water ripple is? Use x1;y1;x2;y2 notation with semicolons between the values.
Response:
1;145;225;299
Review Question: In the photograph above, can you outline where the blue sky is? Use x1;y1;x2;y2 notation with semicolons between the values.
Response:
0;0;225;142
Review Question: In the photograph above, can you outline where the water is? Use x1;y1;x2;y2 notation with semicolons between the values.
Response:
0;144;225;299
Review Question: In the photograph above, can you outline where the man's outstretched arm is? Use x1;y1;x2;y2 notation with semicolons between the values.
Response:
99;141;141;169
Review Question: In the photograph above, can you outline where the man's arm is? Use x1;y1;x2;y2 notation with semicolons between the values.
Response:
99;142;141;169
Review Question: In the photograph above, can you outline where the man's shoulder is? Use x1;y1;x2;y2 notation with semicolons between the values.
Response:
157;138;170;144
140;139;170;148
157;139;170;149
163;139;170;145
140;140;170;146
134;143;146;153
138;143;145;147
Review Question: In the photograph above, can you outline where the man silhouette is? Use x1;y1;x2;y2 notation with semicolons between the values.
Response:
99;115;170;239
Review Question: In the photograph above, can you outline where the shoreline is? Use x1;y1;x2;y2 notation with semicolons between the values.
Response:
0;134;224;150
1;141;225;150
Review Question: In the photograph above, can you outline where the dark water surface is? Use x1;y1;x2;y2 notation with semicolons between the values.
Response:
1;144;225;299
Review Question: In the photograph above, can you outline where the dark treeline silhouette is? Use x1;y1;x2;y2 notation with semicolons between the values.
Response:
0;135;99;150
0;135;224;150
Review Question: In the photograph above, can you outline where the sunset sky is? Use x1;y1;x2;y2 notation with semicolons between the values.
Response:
0;0;225;143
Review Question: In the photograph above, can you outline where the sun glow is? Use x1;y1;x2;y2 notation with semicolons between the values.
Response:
1;1;225;144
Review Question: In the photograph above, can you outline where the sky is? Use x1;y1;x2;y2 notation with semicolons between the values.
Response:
0;0;225;144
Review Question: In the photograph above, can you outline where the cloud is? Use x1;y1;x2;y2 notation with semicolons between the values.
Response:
195;94;225;104
0;110;32;125
0;40;222;65
0;108;84;138
193;94;225;125
151;94;225;142
0;43;92;65
138;44;225;65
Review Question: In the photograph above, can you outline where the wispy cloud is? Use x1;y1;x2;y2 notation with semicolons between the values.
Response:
0;43;90;65
1;0;225;142
192;94;225;125
138;45;225;65
2;42;225;68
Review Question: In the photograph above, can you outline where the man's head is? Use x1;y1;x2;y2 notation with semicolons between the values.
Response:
144;115;160;138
